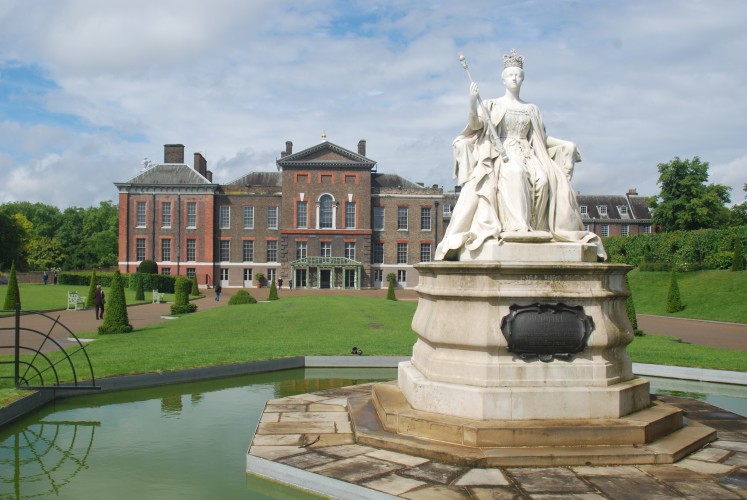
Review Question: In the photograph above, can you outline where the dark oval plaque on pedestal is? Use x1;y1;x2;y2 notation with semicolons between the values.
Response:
500;303;594;362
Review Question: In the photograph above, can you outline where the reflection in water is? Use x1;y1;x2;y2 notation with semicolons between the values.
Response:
0;420;99;499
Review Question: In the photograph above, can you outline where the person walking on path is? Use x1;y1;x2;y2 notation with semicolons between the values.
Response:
53;270;58;285
94;284;105;320
215;284;222;301
42;271;48;285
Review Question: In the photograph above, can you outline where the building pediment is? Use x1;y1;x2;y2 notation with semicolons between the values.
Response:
277;141;376;170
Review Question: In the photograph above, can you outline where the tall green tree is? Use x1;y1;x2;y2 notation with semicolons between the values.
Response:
649;157;731;232
0;212;22;270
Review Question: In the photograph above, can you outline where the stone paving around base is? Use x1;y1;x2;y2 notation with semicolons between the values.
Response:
248;383;747;499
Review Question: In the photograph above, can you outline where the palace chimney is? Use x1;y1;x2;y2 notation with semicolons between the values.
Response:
194;152;208;177
164;144;185;164
281;141;293;158
358;139;366;156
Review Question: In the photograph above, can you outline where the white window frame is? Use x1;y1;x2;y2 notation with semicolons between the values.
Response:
186;239;196;261
267;240;278;262
420;207;432;231
267;206;278;230
296;201;308;229
397;242;408;264
186;202;197;228
219;240;230;262
321;241;332;258
373;242;384;264
373;207;385;231
397;207;408;230
420;243;432;262
296;241;308;260
219;206;230;229
242;240;254;262
243;206;254;229
344;242;356;260
161;239;171;262
136;202;146;227
345;201;356;228
161;202;171;228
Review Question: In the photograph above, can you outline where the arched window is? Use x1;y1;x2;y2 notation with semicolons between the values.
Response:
319;194;334;229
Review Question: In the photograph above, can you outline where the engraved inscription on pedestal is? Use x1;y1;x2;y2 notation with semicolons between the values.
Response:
500;303;594;362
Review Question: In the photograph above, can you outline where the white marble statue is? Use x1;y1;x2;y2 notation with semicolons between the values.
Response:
435;49;606;261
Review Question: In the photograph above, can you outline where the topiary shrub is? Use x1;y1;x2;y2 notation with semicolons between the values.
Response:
135;273;145;301
228;289;257;305
191;276;199;296
268;280;279;301
732;238;745;271
85;270;97;308
386;272;397;301
138;259;158;274
3;262;21;309
98;270;133;334
170;276;198;315
625;275;644;336
665;269;684;313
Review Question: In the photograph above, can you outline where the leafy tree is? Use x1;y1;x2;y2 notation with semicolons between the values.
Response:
268;279;279;301
98;270;133;334
649;157;731;231
0;201;62;239
386;272;397;301
228;289;257;305
732;237;745;271
3;262;21;309
12;213;33;269
729;184;747;226
86;269;98;308
27;236;66;270
665;270;684;313
0;212;22;270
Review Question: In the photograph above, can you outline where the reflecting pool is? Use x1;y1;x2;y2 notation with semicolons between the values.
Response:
0;367;745;499
0;368;396;500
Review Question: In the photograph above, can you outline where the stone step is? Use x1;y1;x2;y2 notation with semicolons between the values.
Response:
352;386;717;467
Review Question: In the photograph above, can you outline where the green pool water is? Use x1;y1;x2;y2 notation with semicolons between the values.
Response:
0;368;396;499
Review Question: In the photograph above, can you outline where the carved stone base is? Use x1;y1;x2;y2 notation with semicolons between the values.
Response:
399;361;651;420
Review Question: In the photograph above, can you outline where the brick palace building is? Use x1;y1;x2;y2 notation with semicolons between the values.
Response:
115;140;651;290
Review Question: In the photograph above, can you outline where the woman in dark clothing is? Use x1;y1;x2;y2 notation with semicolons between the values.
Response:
94;284;105;320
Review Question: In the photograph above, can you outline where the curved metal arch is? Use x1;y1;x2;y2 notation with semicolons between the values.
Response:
0;306;99;391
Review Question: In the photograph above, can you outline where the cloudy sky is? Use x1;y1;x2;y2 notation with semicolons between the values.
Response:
0;0;744;209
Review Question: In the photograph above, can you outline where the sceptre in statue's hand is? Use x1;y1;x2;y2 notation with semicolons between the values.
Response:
458;53;507;162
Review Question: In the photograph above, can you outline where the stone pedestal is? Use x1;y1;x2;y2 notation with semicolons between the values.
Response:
398;242;650;420
359;242;715;465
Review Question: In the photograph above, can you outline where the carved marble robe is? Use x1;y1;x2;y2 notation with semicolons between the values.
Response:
434;97;606;261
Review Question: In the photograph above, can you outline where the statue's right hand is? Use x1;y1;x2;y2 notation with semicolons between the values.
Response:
470;82;479;95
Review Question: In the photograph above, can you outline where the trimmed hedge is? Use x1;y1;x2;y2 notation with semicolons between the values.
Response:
604;225;747;271
59;271;178;293
228;289;257;305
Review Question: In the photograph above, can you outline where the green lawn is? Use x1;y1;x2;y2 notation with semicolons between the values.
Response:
2;293;745;408
627;269;746;323
0;283;175;313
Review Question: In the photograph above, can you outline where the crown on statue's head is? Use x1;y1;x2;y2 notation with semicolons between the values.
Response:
503;48;524;69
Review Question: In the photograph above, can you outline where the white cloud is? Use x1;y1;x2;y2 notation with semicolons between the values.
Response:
0;0;744;208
